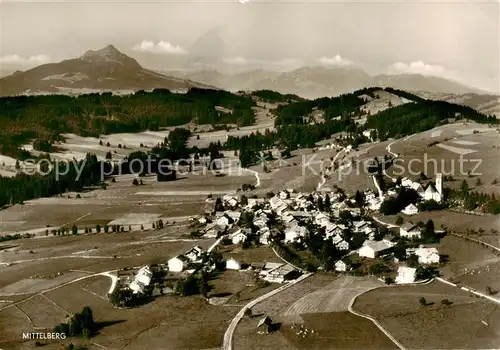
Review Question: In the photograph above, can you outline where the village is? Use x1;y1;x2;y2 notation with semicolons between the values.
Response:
110;160;448;310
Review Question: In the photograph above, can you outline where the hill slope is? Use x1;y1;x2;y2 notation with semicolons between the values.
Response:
0;45;212;96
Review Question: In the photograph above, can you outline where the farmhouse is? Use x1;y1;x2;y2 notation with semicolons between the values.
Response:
226;258;242;270
395;266;417;284
128;266;153;294
258;227;271;245
262;263;298;283
414;247;440;264
134;266;152;285
284;224;309;243
334;259;352;272
185;245;203;262
400;223;422;239
358;241;393;259
231;229;248;244
168;255;190;273
402;203;419;215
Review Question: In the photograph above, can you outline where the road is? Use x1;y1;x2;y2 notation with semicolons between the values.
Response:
348;287;406;350
222;272;312;350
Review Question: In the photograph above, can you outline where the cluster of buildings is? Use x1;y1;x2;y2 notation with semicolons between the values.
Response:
398;173;444;216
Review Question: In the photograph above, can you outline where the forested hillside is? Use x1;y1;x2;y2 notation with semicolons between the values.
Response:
0;88;255;159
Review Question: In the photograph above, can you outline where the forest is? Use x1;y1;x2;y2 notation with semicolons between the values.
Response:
0;87;498;208
0;88;256;159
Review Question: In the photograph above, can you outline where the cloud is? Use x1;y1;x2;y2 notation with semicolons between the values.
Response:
319;55;353;66
0;54;50;65
132;40;187;55
388;61;446;76
222;56;247;65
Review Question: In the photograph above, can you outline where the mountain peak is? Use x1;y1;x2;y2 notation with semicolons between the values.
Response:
80;45;139;68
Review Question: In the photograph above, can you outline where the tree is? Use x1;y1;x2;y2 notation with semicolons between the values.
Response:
354;190;365;207
95;224;101;233
240;194;248;206
407;254;419;268
395;216;404;225
104;224;109;233
106;142;111;147
118;144;122;149
460;179;469;194
132;179;139;186
72;225;78;235
384;277;394;285
215;197;224;212
99;140;103;146
105;151;112;160
419;297;428;306
476;178;482;186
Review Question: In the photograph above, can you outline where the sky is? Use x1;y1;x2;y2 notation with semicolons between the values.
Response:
1;0;499;92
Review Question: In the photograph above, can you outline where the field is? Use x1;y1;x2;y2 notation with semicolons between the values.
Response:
353;281;500;349
0;169;255;234
284;275;383;314
233;275;398;350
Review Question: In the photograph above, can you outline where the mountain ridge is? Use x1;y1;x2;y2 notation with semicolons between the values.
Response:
0;45;213;96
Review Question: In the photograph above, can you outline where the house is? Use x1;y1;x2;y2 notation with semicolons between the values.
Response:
215;215;232;228
231;229;248;244
358;241;393;258
259;262;283;278
401;177;413;188
258;227;271;245
414;247;440;264
129;280;146;294
336;239;350;251
185;246;203;262
168;255;190;272
353;220;369;232
335;260;348;272
134;266;152;286
314;212;330;227
226;258;242;270
257;316;273;334
284;224;309;243
222;195;239;208
262;263;298;283
383;235;397;245
395;266;417;284
325;223;342;238
279;190;290;200
400;223;422;239
402;203;419;215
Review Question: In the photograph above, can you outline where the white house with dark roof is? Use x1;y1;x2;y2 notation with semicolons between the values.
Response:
168;255;190;272
414;247;440;264
231;228;248;244
358;240;393;258
400;223;422;239
185;246;203;262
402;203;419;215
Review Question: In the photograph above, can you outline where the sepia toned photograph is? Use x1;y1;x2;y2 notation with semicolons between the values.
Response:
0;0;499;349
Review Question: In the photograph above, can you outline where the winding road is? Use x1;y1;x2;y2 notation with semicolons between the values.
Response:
222;272;312;350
